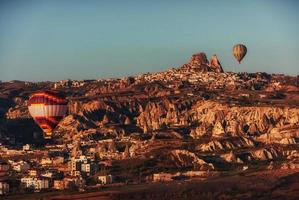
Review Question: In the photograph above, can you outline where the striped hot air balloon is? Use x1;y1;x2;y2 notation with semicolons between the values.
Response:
28;91;67;139
232;44;247;64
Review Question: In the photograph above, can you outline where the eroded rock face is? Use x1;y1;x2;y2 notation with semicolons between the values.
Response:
189;53;209;66
212;121;226;137
190;123;210;138
279;137;296;145
252;148;280;161
54;114;97;141
136;100;299;140
210;54;224;73
169;149;214;170
39;96;299;159
221;151;243;163
181;52;223;73
180;52;225;73
6;106;30;119
197;137;255;152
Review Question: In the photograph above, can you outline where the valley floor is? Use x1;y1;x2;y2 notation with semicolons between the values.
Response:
2;168;299;200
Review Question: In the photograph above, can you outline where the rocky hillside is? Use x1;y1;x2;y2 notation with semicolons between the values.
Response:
0;52;299;179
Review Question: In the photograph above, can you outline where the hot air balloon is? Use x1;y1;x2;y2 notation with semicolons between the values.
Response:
232;44;247;64
28;91;67;139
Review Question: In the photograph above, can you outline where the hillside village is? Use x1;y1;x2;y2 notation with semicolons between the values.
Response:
0;52;299;197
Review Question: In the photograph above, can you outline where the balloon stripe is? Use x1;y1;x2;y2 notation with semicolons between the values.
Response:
29;94;65;103
31;92;65;101
35;116;63;121
28;105;67;117
35;118;59;129
48;117;60;124
29;96;67;105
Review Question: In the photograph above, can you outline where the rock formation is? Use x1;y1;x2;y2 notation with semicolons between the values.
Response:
181;52;224;73
210;54;224;73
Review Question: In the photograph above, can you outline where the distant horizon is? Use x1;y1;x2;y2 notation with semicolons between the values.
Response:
0;0;298;81
1;63;298;83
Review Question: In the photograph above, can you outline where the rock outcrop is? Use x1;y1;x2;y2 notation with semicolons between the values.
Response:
169;149;215;170
197;137;255;152
210;54;224;73
181;52;224;73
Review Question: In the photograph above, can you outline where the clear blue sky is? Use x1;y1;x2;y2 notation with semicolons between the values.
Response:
0;0;298;81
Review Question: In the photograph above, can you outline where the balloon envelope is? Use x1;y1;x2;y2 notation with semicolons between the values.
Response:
232;44;247;64
28;91;67;138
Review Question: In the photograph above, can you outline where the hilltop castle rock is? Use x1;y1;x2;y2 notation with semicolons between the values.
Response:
181;52;224;73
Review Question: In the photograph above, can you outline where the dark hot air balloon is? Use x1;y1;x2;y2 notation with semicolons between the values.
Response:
232;44;247;64
28;91;67;139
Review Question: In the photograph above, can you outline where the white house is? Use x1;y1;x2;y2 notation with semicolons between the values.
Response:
28;169;39;177
98;175;113;185
21;177;49;191
152;173;174;182
81;162;98;175
81;163;91;173
23;144;31;151
40;158;52;166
